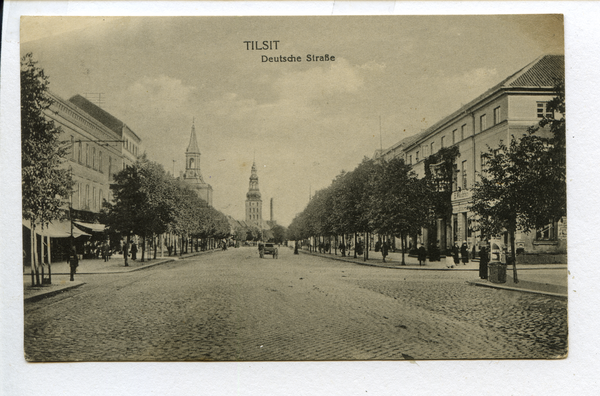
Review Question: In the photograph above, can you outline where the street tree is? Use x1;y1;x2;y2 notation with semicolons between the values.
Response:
369;157;432;265
103;157;174;265
21;53;73;285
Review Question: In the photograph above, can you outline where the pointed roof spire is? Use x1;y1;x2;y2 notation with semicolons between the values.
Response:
186;121;200;154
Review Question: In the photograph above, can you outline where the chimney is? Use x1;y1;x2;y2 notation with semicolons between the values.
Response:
270;198;274;222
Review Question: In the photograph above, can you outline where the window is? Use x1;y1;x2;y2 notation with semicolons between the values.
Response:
537;102;553;118
99;151;103;173
452;164;458;192
92;147;96;170
536;220;557;240
461;160;468;190
480;115;487;132
108;157;112;180
461;124;467;139
416;151;419;162
77;183;81;209
85;144;90;167
85;185;90;209
93;187;97;210
441;136;445;148
99;190;104;208
493;106;501;125
480;152;487;171
452;129;457;144
430;141;435;155
408;155;412;165
70;136;75;160
78;141;82;164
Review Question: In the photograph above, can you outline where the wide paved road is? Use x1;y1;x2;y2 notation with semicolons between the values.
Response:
24;246;567;361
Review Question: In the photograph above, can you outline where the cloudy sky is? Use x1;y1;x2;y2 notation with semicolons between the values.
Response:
21;15;564;226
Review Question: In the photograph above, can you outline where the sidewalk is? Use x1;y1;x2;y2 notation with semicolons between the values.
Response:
298;248;568;298
23;248;221;301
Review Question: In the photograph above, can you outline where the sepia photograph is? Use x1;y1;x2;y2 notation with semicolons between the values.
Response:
18;15;568;362
5;2;600;394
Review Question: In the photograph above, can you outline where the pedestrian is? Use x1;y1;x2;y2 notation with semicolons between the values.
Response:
479;245;490;279
356;239;364;256
375;239;381;253
339;241;346;257
461;241;469;265
381;240;389;263
131;242;138;260
69;247;79;281
417;244;427;266
102;241;110;262
452;243;460;266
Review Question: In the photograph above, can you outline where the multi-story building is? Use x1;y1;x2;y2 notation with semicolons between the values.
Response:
68;95;142;170
46;92;124;222
24;90;144;264
378;55;565;258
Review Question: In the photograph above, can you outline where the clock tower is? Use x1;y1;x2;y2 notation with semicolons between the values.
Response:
245;161;262;225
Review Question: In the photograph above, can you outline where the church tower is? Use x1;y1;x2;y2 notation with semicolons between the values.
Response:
245;161;262;225
183;121;213;206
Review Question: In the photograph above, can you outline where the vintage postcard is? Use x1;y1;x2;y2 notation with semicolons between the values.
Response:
19;15;568;363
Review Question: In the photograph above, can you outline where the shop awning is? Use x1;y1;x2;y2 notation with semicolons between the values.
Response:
74;221;106;233
22;219;91;238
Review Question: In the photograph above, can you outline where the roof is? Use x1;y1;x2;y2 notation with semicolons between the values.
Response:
400;55;564;150
187;124;200;153
68;95;142;142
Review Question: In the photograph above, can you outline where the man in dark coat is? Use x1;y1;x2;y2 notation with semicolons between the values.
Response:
452;243;460;266
460;241;469;265
479;246;490;279
417;244;427;266
339;241;346;257
69;247;79;281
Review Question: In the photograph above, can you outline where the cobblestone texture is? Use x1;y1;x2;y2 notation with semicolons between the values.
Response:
24;247;567;361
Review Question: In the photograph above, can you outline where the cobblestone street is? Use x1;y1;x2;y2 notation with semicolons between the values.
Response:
24;247;567;361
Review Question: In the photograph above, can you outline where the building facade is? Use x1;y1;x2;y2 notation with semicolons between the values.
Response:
46;92;124;221
68;95;143;172
182;122;213;206
378;55;566;257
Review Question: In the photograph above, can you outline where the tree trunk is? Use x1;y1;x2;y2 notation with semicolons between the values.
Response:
364;232;368;262
334;235;337;256
401;231;406;265
509;228;518;283
47;233;52;284
124;234;130;266
141;235;146;262
354;233;357;259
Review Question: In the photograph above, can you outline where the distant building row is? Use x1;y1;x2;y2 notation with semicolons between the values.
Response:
375;55;566;257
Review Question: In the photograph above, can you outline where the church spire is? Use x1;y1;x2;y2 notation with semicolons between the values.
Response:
186;121;200;154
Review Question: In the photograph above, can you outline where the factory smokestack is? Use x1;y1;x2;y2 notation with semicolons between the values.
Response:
270;198;274;222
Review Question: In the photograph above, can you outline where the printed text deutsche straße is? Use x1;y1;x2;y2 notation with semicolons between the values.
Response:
244;40;335;63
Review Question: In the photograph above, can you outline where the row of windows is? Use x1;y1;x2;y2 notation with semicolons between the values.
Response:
249;214;259;220
74;182;105;212
123;138;139;156
408;105;508;165
249;207;260;213
70;137;119;180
